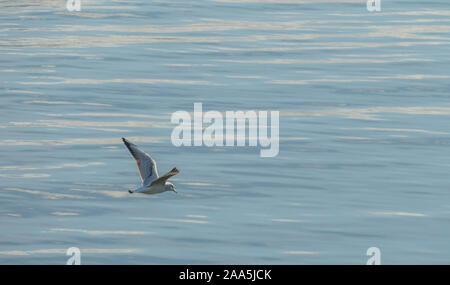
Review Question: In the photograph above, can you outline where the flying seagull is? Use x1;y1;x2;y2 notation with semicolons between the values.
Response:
122;137;179;194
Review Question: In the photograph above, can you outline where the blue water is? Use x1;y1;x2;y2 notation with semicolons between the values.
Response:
1;0;450;264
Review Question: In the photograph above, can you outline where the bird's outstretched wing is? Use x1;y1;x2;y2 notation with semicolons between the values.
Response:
150;167;179;186
122;137;158;185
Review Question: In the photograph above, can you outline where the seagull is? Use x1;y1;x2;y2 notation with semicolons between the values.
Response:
122;137;179;194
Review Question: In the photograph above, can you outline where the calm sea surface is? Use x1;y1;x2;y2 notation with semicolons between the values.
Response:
1;0;450;264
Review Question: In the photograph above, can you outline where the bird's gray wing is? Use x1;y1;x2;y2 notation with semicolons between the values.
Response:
150;167;179;186
122;137;158;185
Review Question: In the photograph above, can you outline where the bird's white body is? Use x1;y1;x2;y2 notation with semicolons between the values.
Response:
134;183;169;194
122;137;179;195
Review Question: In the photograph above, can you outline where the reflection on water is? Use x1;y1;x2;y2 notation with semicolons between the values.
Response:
1;0;450;264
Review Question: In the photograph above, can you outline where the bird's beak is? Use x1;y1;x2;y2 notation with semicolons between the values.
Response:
173;188;177;194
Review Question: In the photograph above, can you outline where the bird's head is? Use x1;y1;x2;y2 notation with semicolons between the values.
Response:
165;182;177;193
